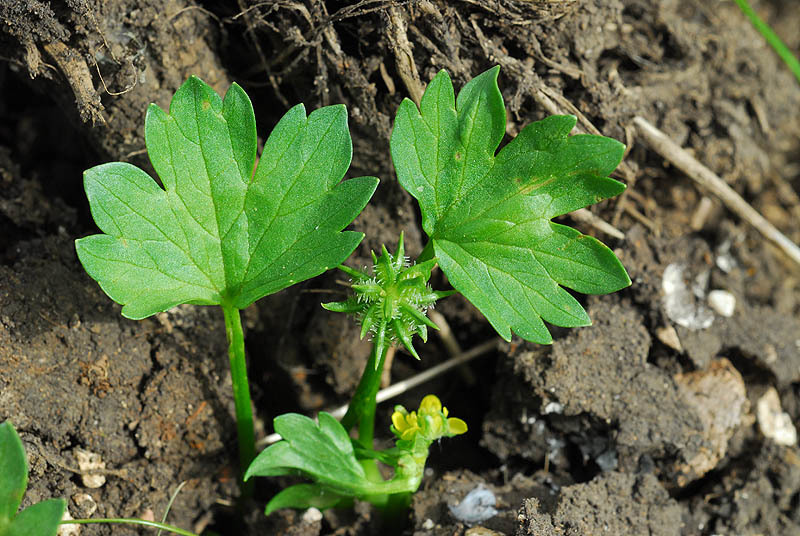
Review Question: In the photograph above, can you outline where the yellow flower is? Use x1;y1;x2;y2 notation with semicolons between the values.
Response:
419;394;442;414
390;394;468;441
391;407;421;440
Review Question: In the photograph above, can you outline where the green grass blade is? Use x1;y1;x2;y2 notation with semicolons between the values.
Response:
733;0;800;85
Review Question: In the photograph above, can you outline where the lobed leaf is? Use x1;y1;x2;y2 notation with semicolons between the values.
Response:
76;76;378;319
244;413;368;496
391;68;630;343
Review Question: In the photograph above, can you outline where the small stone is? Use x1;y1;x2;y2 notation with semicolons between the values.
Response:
543;401;563;415
156;312;173;333
465;527;504;536
58;510;80;536
662;263;714;330
595;449;618;472
757;387;797;446
656;325;683;351
75;449;106;488
448;485;498;525
301;507;323;524
421;518;435;530
71;493;97;517
715;240;736;273
673;358;747;485
763;344;778;364
707;290;736;317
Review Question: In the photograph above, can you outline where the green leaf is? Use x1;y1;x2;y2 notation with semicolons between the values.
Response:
391;67;630;343
0;422;26;523
76;76;378;319
245;413;369;495
0;422;66;536
263;484;348;516
6;499;66;536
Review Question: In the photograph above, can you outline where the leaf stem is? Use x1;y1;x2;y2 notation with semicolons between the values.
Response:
63;518;198;536
222;303;256;499
733;0;800;85
340;342;389;449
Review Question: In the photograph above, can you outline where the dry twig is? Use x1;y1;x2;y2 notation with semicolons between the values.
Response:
429;309;476;385
634;116;800;268
43;42;105;124
570;208;625;239
386;6;424;106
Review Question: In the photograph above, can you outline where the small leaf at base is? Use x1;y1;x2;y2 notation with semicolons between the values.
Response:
7;499;66;536
264;484;347;516
0;422;27;523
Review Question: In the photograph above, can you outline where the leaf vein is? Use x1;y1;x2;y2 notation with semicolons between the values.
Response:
242;113;338;286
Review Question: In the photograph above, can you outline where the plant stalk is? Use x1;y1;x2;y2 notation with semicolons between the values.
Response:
64;518;198;536
222;303;255;499
381;492;413;528
341;342;389;448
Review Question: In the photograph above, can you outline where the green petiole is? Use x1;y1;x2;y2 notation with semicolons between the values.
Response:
222;303;255;498
340;341;389;449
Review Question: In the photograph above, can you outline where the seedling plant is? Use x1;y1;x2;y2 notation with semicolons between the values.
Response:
74;66;629;518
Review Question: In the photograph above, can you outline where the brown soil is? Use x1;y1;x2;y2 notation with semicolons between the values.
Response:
1;1;799;535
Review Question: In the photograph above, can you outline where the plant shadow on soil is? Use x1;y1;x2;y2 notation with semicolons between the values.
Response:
2;0;800;535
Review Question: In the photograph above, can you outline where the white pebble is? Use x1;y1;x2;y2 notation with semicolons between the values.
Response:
543;401;563;415
448;485;498;525
662;263;714;329
757;387;797;446
72;493;97;516
75;449;106;488
656;325;683;351
301;507;322;524
707;290;736;317
58;510;80;536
